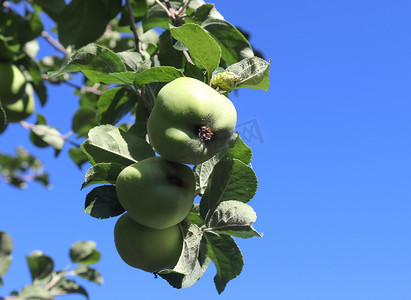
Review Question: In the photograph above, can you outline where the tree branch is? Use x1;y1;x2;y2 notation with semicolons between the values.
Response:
42;74;103;96
125;0;142;52
41;31;68;56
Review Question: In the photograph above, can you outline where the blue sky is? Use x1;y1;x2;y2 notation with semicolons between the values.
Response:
1;0;411;299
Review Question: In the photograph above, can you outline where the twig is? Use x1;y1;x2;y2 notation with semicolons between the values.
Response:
80;83;104;96
155;0;173;19
176;0;190;15
41;31;68;55
45;267;70;290
183;50;194;65
125;0;142;52
164;0;176;19
42;74;103;96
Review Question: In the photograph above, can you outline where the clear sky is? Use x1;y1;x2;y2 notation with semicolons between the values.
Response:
1;0;411;299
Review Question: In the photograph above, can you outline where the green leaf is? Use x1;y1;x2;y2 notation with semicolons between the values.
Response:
170;23;221;76
226;57;271;91
184;62;206;82
207;200;262;239
133;66;184;88
159;258;210;289
159;237;211;289
188;4;215;23
30;125;64;156
73;265;103;285
193;155;221;196
81;124;154;166
72;108;98;138
193;134;246;195
84;185;125;219
81;70;136;85
77;88;99;110
34;173;51;189
188;1;223;18
224;135;252;165
2;10;44;45
116;51;151;72
0;254;11;286
57;0;110;49
0;106;7;134
127;102;148;139
18;284;54;300
202;19;253;65
81;163;124;190
199;159;257;220
32;0;65;22
0;231;13;255
169;224;203;275
69;241;101;265
0;33;21;61
69;148;89;169
204;232;243;294
157;30;185;69
130;0;148;18
186;204;204;226
50;277;89;299
29;114;49;148
0;231;13;285
18;56;48;106
26;251;54;284
97;87;137;125
102;0;123;20
48;44;126;78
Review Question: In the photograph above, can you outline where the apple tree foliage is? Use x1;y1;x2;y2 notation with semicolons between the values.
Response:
0;0;270;296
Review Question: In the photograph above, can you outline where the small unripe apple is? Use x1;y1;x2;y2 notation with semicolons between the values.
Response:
3;84;35;123
114;213;183;273
0;62;26;105
115;156;195;229
147;77;237;165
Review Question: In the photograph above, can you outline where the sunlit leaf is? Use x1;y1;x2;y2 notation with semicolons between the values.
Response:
69;241;101;264
170;23;221;76
81;124;154;166
226;57;271;91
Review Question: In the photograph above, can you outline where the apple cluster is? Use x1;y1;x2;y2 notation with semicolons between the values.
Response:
114;77;237;273
0;61;35;123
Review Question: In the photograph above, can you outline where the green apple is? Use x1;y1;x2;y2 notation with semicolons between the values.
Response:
114;213;183;273
3;84;35;123
147;77;237;165
115;156;195;229
0;62;26;105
